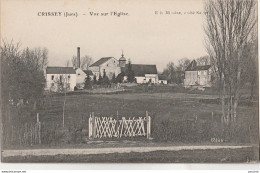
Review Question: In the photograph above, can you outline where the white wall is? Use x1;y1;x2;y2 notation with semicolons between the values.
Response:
75;68;87;89
100;58;121;79
46;73;76;91
159;80;167;84
145;74;159;84
135;76;146;83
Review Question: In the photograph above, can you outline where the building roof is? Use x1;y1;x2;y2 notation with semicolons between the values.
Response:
83;70;93;75
158;74;167;80
89;57;113;67
119;54;126;61
121;64;158;77
185;60;211;71
46;67;76;74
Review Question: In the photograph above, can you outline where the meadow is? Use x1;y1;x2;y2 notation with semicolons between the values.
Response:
2;85;258;147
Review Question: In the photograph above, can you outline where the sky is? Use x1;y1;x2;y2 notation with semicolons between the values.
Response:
1;0;208;72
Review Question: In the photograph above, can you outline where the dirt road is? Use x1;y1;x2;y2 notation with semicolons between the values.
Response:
2;145;252;157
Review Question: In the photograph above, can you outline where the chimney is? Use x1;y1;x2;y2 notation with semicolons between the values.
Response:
77;47;80;68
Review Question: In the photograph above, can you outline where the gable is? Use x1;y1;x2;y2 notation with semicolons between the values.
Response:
100;57;119;68
185;60;211;71
89;57;113;67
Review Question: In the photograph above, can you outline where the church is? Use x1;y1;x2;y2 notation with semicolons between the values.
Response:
89;52;159;84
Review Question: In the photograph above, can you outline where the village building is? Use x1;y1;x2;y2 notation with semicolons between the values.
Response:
158;74;168;84
89;57;122;80
183;60;212;87
90;53;159;84
121;64;158;84
45;67;77;92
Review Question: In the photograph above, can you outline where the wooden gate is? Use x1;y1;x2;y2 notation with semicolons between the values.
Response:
88;112;151;139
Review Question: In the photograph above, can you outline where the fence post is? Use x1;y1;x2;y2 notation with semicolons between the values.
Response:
92;112;96;138
146;111;150;139
116;111;119;138
37;113;41;144
89;113;92;138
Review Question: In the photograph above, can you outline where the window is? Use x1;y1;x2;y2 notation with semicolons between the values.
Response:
51;75;54;80
107;64;109;67
60;75;62;81
51;83;54;87
68;75;70;79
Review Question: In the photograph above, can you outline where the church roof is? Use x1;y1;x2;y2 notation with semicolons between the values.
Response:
46;67;76;74
185;60;211;71
121;64;158;77
90;57;113;67
119;56;126;61
83;70;93;75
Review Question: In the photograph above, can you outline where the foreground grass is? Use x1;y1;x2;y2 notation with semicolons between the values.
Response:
2;147;259;163
3;89;258;146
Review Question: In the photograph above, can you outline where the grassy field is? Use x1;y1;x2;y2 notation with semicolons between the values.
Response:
3;86;259;147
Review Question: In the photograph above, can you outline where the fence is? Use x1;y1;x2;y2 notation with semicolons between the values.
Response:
89;111;151;139
3;113;41;145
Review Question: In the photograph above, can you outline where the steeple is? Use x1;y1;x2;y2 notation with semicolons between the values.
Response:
121;50;124;58
119;50;126;67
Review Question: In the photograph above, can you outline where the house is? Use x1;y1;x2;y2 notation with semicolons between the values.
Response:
184;60;212;87
75;68;87;89
158;74;167;84
45;67;76;92
121;64;159;84
89;57;122;80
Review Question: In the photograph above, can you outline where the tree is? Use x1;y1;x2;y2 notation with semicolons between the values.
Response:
71;55;93;70
1;40;48;116
116;72;125;83
196;56;210;66
126;60;135;83
84;73;92;89
204;0;257;121
111;73;117;84
176;58;191;71
241;37;258;99
93;75;97;85
162;62;175;83
102;70;110;87
175;58;191;84
97;74;103;85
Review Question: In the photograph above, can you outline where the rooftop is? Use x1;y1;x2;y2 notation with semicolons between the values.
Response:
46;67;76;74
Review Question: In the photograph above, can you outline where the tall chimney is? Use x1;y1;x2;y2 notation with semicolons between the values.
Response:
77;47;80;68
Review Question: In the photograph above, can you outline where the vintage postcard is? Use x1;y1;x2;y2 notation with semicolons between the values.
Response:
0;0;259;163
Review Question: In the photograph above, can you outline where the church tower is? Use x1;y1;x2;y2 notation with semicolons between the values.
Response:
119;50;126;67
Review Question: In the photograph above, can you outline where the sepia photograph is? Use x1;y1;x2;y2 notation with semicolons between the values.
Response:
0;0;259;164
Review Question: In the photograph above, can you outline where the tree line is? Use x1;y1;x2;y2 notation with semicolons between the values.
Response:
1;40;48;117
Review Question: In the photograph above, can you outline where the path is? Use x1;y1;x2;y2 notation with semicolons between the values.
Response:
2;145;253;157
